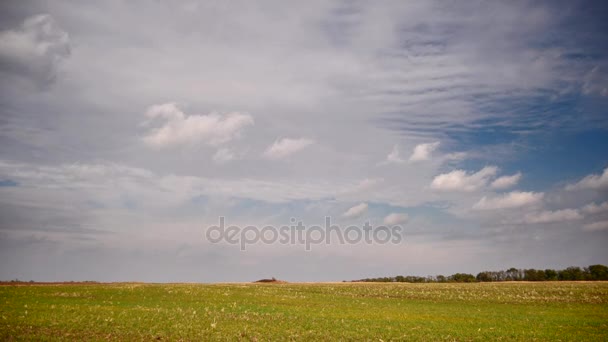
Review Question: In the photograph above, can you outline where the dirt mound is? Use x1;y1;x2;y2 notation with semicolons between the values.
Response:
254;277;287;284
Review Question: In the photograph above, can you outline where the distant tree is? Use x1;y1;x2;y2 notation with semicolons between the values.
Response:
544;269;558;281
506;268;522;281
449;273;476;283
476;272;493;282
588;264;608;280
559;267;584;280
524;269;546;281
350;264;608;283
583;267;592;280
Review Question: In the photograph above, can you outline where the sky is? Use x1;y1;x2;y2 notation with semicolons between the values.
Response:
0;0;607;282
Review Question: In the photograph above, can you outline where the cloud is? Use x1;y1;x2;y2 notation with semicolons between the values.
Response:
212;148;236;164
566;167;608;191
342;178;384;195
263;138;314;159
524;209;582;224
431;166;498;192
473;191;544;210
409;142;440;161
1;2;607;281
490;172;522;189
142;103;254;148
582;66;608;97
0;14;70;87
444;152;468;161
0;159;345;206
383;213;409;225
343;203;368;219
581;201;608;215
385;145;405;164
583;221;608;232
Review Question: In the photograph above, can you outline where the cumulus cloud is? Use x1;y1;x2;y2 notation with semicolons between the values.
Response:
524;209;582;224
490;172;522;189
409;142;440;161
263;138;314;159
383;213;409;225
142;103;254;148
566;167;608;191
583;220;608;232
385;145;405;164
431;166;498;192
473;191;544;210
343;203;368;219
0;14;70;87
581;201;608;215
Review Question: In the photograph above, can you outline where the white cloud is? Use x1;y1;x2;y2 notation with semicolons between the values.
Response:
263;138;314;159
0;159;346;206
212;148;236;164
491;172;522;189
142;103;254;148
524;209;582;224
444;152;468;161
431;166;498;192
581;201;608;215
0;14;70;86
409;142;440;161
566;167;608;191
582;66;608;97
386;145;405;164
344;178;384;194
473;191;544;210
383;213;409;225
343;203;368;219
583;221;608;232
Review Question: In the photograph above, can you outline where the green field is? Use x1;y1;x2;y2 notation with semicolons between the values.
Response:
1;282;607;341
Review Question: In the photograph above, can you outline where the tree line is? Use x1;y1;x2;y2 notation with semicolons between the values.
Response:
351;264;608;283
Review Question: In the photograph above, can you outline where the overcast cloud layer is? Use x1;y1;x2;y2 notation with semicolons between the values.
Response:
0;0;607;282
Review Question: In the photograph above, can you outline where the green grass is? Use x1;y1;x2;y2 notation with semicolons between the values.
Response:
1;282;607;341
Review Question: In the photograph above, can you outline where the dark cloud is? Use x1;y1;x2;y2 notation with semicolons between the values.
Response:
0;13;70;89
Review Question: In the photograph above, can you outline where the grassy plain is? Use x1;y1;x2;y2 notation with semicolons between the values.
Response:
1;281;607;341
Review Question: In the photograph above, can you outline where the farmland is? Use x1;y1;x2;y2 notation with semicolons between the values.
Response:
1;282;607;341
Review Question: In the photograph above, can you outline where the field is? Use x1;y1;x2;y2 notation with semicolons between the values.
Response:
1;282;607;341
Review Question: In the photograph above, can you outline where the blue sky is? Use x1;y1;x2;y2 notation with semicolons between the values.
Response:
0;0;607;282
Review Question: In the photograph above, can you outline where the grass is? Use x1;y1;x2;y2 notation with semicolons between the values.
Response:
1;282;607;341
